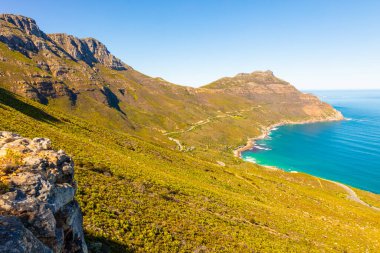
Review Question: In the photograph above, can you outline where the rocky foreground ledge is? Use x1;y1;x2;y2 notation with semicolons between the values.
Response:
0;132;87;253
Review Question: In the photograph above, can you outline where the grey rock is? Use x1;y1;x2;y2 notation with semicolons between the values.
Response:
0;216;52;253
31;137;52;150
0;14;47;38
48;184;75;212
56;201;88;252
0;132;87;252
49;33;127;70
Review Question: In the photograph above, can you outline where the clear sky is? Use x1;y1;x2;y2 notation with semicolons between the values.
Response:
1;0;380;89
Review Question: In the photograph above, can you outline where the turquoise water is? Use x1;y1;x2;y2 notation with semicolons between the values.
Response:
242;90;380;193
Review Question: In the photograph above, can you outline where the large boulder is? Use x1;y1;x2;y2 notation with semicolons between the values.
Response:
0;131;87;253
0;216;52;253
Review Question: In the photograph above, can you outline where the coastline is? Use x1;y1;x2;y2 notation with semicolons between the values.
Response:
233;111;380;210
233;112;344;158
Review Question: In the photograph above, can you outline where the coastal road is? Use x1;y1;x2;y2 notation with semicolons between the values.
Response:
327;180;380;211
164;105;262;136
164;105;262;150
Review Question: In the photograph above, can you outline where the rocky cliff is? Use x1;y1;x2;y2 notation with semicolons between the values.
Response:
0;14;126;106
0;132;87;253
0;14;126;70
48;34;127;71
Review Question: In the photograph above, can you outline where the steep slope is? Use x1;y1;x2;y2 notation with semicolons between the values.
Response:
0;81;380;253
48;34;127;71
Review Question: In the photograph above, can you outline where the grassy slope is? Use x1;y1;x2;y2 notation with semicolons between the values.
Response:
1;88;380;252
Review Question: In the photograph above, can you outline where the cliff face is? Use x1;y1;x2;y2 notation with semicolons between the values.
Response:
48;34;127;70
0;132;87;253
0;14;126;70
0;14;126;107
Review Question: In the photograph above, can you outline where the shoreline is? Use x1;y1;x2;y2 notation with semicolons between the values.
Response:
233;113;344;158
233;112;380;210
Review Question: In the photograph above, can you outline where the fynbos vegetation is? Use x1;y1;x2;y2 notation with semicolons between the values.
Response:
0;14;378;252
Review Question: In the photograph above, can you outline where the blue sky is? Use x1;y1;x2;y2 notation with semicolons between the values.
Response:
1;0;380;89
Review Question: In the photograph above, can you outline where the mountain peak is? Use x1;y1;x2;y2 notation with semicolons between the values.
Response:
48;33;127;70
0;14;127;70
0;14;46;38
82;37;127;70
203;70;288;90
236;70;274;77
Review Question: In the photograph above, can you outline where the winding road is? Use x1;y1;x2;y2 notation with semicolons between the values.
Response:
164;105;262;136
326;180;380;211
164;105;262;150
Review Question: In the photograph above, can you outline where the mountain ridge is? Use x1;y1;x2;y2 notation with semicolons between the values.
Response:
0;13;343;152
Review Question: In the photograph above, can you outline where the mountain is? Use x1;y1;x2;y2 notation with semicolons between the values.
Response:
1;14;378;253
0;14;342;143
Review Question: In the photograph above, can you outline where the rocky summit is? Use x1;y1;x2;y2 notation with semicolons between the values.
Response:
0;132;87;253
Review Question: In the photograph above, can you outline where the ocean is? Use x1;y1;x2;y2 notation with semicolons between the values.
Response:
242;90;380;193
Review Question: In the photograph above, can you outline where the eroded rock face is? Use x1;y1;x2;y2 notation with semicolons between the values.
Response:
0;14;127;106
49;34;127;70
0;14;126;71
0;216;52;253
0;14;46;38
0;131;87;253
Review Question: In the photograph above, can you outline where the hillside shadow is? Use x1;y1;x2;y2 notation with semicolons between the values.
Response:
101;86;126;116
0;88;60;123
85;234;135;253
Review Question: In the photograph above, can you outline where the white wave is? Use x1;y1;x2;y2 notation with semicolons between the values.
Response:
352;118;371;122
244;157;257;163
254;145;271;151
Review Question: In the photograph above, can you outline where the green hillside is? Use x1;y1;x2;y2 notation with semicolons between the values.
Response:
1;83;380;253
1;14;380;252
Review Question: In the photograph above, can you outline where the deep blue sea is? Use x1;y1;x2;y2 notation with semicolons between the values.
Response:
242;90;380;193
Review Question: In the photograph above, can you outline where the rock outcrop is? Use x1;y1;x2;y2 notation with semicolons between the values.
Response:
0;14;67;57
0;131;87;253
48;34;126;70
0;14;47;38
0;14;128;106
0;14;126;71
